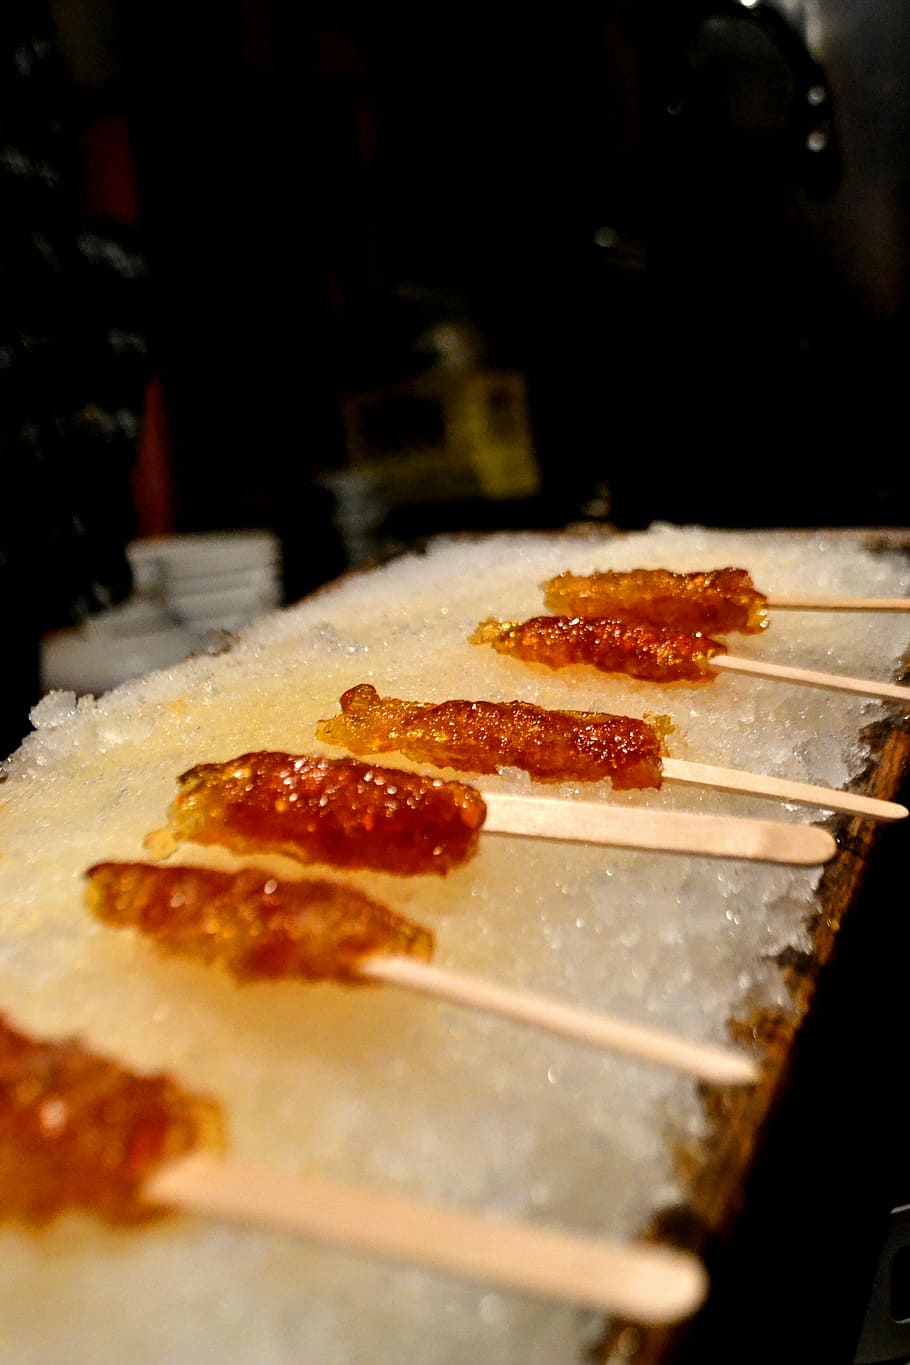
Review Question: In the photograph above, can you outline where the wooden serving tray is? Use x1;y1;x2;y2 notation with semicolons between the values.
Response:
592;528;910;1365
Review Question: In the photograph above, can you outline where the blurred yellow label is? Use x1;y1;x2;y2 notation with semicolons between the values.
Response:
339;368;541;503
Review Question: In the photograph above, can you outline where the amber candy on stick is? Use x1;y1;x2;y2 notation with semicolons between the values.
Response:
86;861;434;982
317;683;673;790
471;616;727;684
542;567;769;635
0;1012;224;1226
165;752;486;876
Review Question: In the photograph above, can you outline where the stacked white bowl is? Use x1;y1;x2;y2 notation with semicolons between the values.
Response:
40;550;195;697
40;530;283;699
127;530;284;646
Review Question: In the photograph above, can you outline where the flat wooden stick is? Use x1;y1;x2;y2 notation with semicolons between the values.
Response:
362;955;759;1084
482;792;836;865
147;1152;709;1325
662;757;907;822
714;652;910;703
767;594;910;612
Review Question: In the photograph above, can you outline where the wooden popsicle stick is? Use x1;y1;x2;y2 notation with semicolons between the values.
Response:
147;1152;709;1325
662;757;907;822
714;652;910;703
362;955;759;1085
482;791;836;865
767;594;910;612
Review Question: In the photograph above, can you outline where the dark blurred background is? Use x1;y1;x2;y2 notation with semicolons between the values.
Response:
48;0;910;602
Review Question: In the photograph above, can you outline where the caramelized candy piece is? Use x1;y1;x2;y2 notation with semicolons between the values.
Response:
471;616;726;684
167;752;486;876
85;861;434;982
0;1012;224;1226
542;568;769;635
317;683;673;790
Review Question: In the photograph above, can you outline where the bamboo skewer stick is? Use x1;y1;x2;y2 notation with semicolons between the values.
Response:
660;758;906;821
363;955;759;1085
712;652;910;703
147;1152;710;1325
767;595;910;612
482;792;836;865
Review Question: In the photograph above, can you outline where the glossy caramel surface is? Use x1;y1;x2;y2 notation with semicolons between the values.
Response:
542;568;769;635
471;616;726;683
0;1013;223;1226
317;683;672;789
168;752;487;877
86;861;434;983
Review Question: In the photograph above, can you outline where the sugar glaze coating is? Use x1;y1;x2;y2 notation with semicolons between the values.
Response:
167;752;487;876
0;1012;223;1226
86;861;434;983
471;616;727;684
317;683;673;789
542;568;769;635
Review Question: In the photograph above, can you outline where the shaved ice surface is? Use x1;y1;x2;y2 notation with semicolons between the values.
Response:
1;523;908;1365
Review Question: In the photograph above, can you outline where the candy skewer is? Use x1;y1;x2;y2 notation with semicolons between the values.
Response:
86;863;759;1085
0;1010;708;1326
316;685;907;821
160;750;837;876
540;567;910;630
471;616;910;707
148;1152;710;1325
